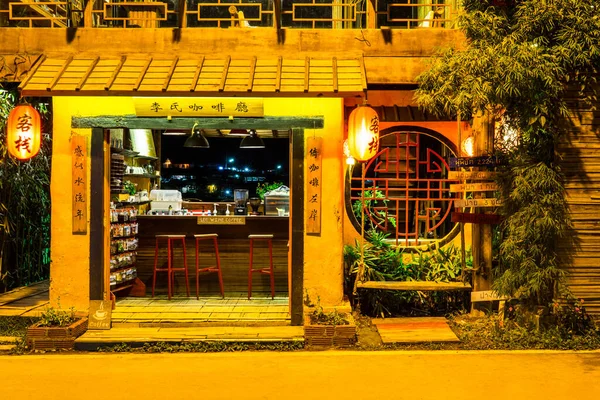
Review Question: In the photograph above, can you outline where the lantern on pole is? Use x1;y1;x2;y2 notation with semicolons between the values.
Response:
6;104;41;161
346;105;380;162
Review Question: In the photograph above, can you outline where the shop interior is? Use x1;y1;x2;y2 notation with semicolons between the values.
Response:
108;127;291;324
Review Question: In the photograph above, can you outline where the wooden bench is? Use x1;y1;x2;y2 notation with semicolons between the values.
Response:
356;281;472;291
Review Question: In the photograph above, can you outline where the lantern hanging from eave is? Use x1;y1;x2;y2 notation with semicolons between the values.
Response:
347;105;380;162
6;104;42;161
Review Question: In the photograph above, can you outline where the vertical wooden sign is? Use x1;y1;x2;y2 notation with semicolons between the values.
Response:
306;137;322;234
72;134;87;234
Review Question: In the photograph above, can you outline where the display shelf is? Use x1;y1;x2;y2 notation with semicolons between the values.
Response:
135;155;158;161
110;249;138;257
111;234;137;240
111;148;140;157
110;262;136;273
110;283;134;292
114;200;151;206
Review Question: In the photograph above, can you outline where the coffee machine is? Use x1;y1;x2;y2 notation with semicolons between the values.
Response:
234;189;248;215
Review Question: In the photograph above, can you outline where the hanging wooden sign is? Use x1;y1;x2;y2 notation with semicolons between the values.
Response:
134;97;264;117
71;134;87;234
448;171;497;180
449;182;498;193
449;156;506;168
306;137;322;234
452;212;502;224
471;290;508;303
454;198;502;208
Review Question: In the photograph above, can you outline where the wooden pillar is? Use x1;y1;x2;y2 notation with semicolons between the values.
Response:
84;0;94;27
366;0;376;29
471;111;494;315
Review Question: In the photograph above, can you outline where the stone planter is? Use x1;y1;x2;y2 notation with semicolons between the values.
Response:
26;318;88;351
304;314;357;347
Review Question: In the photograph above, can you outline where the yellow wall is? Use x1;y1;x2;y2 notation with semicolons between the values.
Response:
51;96;346;311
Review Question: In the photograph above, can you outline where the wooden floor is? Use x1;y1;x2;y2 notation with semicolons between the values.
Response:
0;281;49;317
113;293;290;326
372;317;460;344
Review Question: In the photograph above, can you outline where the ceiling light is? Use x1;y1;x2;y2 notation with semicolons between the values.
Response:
184;124;210;148
239;129;265;149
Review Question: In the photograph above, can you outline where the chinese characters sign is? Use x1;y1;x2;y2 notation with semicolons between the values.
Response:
72;134;87;234
306;137;322;234
134;97;264;117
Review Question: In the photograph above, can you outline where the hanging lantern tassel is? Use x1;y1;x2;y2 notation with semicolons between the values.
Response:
347;105;380;162
6;104;42;161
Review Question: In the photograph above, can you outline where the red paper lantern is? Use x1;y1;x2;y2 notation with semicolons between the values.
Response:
6;104;41;161
347;105;380;162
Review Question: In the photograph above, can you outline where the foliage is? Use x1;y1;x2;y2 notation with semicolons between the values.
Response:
414;0;600;306
0;84;52;292
308;296;350;326
98;341;305;353
37;307;77;327
343;230;472;317
255;181;284;200
0;316;40;337
124;180;137;196
351;188;397;232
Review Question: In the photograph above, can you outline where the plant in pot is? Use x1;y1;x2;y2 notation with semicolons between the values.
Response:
26;306;88;351
304;296;356;347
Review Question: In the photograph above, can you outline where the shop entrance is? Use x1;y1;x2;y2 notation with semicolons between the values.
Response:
78;116;323;326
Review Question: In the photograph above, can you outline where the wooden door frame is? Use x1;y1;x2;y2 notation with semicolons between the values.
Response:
81;116;324;326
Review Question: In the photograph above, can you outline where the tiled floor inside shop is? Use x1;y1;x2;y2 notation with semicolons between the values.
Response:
112;293;291;325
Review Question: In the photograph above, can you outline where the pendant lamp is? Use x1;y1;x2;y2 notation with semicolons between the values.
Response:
184;124;210;148
347;104;380;162
239;129;265;149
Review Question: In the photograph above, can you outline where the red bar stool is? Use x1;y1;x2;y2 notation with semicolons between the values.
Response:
152;234;190;300
193;233;224;299
248;234;274;299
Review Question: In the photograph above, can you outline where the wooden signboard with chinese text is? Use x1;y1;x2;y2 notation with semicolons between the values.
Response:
448;171;497;180
449;182;498;193
197;216;246;225
134;97;264;117
88;300;112;330
452;212;502;225
306;137;322;234
449;156;506;168
454;198;502;208
72;134;87;234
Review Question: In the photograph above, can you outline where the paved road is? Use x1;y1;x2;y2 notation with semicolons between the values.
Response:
2;350;599;399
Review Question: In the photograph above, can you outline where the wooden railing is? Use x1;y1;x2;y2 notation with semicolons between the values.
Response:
0;0;459;29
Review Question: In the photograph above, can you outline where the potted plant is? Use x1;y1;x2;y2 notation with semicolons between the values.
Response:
304;297;356;347
26;307;88;351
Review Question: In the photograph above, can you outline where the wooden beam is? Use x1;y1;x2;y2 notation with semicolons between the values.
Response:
162;56;179;92
332;57;338;93
356;281;472;291
133;57;153;91
393;104;400;121
290;128;304;325
275;56;282;92
304;57;310;92
76;56;100;91
72;115;325;130
105;56;126;91
18;54;46;91
90;128;105;300
219;55;231;92
189;56;205;92
47;55;73;91
247;56;256;92
272;129;279;138
407;105;414;121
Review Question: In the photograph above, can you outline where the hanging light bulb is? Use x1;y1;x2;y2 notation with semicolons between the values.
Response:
183;123;210;148
239;129;265;149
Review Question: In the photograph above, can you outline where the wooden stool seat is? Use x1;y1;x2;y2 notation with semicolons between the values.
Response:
248;234;274;299
152;235;190;300
195;233;224;299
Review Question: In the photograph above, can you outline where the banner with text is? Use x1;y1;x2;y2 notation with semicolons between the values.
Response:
134;97;264;117
306;137;322;234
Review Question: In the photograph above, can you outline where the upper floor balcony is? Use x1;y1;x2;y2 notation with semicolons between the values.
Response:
0;0;461;30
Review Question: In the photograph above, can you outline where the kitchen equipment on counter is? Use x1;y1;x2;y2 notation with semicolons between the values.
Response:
150;189;182;211
249;197;261;215
234;189;249;215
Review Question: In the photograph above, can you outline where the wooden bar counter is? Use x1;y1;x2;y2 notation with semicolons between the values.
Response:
136;215;289;297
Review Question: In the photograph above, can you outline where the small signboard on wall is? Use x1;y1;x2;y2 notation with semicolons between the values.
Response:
88;300;112;330
306;137;322;234
71;134;87;234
